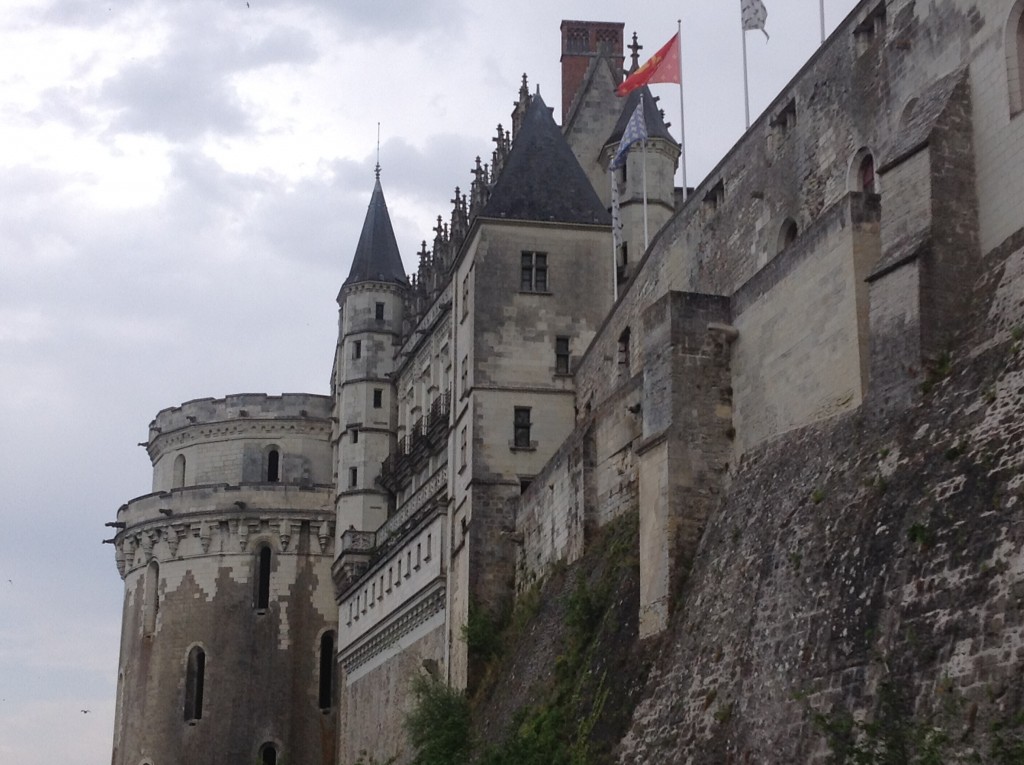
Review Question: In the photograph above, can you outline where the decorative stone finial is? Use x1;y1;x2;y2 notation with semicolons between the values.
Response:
628;32;643;74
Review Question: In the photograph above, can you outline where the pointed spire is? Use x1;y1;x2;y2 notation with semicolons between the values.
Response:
627;32;643;74
342;168;408;289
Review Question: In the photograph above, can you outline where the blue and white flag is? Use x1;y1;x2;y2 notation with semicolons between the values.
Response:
610;97;648;170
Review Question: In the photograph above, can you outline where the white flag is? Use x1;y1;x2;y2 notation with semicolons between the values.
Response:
741;0;769;38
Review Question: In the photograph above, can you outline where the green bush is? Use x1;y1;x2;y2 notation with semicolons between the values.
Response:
405;674;473;765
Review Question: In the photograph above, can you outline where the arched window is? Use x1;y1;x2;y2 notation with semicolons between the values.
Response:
776;218;798;254
173;454;186;489
859;154;876;194
318;631;335;710
256;546;272;610
144;560;159;637
849;148;879;196
266;448;280;483
184;646;206;722
1008;1;1024;115
259;743;278;765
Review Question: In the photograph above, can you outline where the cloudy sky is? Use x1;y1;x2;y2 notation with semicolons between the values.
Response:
0;0;860;760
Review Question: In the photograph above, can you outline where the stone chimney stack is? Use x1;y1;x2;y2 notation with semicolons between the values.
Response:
559;20;625;123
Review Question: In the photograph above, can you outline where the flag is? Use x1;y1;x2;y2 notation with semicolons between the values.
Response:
741;0;769;39
610;98;648;169
616;33;681;97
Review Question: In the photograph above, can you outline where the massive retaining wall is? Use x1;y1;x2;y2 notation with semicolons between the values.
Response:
617;232;1024;763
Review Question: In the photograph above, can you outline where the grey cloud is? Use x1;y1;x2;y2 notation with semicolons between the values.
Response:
99;15;318;141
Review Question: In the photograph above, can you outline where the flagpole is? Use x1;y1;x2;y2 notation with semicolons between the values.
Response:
741;19;751;129
610;172;619;303
677;19;688;200
642;140;649;250
820;0;826;43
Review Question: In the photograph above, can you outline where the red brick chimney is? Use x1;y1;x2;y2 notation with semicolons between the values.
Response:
560;20;625;124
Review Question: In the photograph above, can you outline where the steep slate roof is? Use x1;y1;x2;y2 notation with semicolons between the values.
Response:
606;86;677;146
480;94;610;225
343;173;409;288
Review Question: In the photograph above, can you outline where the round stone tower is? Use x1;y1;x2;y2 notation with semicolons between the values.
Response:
110;393;338;765
332;167;408;539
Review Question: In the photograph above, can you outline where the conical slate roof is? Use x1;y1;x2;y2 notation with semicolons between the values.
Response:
607;86;677;146
343;172;409;288
481;94;610;226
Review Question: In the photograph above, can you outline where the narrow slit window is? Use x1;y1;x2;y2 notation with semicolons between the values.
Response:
617;328;631;368
859;154;876;194
144;560;159;637
375;302;385;321
351;429;359;444
173;454;186;489
349;467;357;488
184;646;206;722
555;336;570;375
373;389;383;408
256;547;272;610
513;407;532;448
353;340;362;359
266;449;280;483
319;631;335;710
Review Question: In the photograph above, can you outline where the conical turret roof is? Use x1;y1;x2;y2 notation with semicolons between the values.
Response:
481;94;610;225
343;170;409;288
607;86;677;147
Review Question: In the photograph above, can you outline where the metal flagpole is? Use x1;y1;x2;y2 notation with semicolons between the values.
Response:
820;0;826;43
677;19;688;200
642;140;649;250
742;15;751;129
610;172;619;303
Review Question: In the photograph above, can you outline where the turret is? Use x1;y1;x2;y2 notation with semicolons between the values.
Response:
332;167;408;551
110;394;338;765
604;85;680;284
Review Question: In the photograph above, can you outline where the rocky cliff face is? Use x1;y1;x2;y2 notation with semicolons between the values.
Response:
471;237;1024;764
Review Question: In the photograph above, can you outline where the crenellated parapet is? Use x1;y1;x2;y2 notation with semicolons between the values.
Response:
148;393;332;442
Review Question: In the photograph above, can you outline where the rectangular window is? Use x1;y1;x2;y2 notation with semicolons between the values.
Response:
406;551;412;576
373;389;383;408
460;427;467;469
353;340;361;359
555;336;570;375
426;533;432;560
375;302;385;321
349;467;357;488
514;407;532;448
462;275;470;319
520;252;548;292
460;356;468;398
351;429;359;444
416;543;422;568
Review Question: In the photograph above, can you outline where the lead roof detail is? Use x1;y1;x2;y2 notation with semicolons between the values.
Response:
343;168;409;288
481;94;611;226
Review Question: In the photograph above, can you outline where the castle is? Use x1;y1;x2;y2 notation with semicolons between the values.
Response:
109;1;1024;762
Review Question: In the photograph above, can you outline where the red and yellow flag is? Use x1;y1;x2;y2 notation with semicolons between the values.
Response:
616;32;681;96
